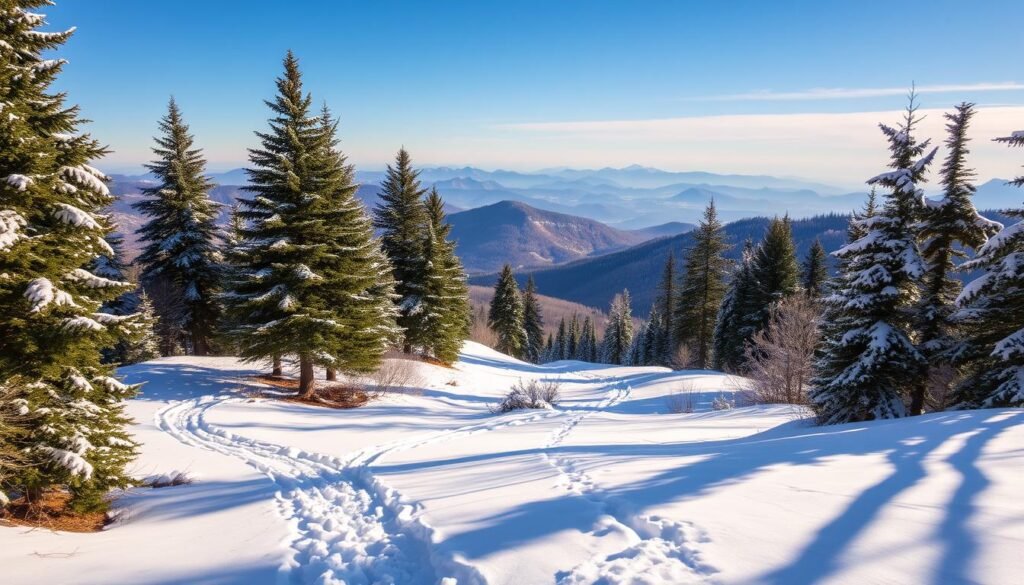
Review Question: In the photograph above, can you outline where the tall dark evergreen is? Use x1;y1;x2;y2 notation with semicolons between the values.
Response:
419;188;471;364
914;103;1000;414
579;316;598;362
802;239;829;298
522;276;545;363
750;216;800;328
602;290;633;365
713;239;758;371
134;98;222;356
373;148;428;353
675;201;730;368
0;2;138;511
568;314;582;359
951;131;1024;408
555;318;568;361
810;96;937;424
222;53;398;398
488;264;526;359
652;251;676;365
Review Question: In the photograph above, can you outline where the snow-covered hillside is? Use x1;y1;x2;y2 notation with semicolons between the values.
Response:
2;342;1021;584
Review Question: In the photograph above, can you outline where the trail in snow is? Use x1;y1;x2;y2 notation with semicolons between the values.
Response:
542;377;717;584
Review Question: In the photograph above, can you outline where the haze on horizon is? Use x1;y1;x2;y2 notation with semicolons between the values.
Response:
47;0;1024;189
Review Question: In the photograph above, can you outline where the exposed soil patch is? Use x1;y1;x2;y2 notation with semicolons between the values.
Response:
246;375;371;409
0;490;107;533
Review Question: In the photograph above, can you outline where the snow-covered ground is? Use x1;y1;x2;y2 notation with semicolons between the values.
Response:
2;342;1021;584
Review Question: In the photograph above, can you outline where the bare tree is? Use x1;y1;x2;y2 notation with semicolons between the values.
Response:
664;380;697;413
744;295;821;404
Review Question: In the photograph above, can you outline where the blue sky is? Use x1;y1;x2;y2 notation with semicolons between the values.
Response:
47;1;1024;186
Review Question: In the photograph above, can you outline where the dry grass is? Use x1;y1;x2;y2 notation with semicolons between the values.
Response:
0;490;107;533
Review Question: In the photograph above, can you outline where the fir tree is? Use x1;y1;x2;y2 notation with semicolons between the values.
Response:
951;131;1024;408
0;3;138;511
542;333;555;363
120;292;161;365
555;317;568;361
373;148;428;353
810;96;937;424
222;53;398;399
713;239;758;371
586;317;599;362
134;98;222;355
641;306;660;366
578;316;596;363
602;290;634;365
90;234;142;364
419;188;470;364
750;216;800;329
675;201;730;368
653;251;676;366
488;264;526;358
522;276;545;363
802;239;829;298
914;103;1001;414
568;314;581;359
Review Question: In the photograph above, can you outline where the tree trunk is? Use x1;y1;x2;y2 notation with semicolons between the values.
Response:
325;368;336;381
298;356;315;400
272;355;283;377
403;342;412;354
192;332;209;357
909;375;926;416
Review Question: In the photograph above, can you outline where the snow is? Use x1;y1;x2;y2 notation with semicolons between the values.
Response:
0;209;26;251
1;343;1021;585
24;277;76;312
4;174;33;191
53;202;102;229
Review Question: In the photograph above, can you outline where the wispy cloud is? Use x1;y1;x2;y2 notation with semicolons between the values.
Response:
688;82;1024;102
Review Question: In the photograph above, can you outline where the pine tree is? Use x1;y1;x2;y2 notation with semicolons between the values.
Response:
419;188;470;364
522;276;545;363
810;96;937;424
373;148;428;353
90;234;143;364
713;239;759;371
653;251;676;366
750;216;800;328
602;290;634;365
542;333;555;363
585;317;599;362
675;201;730;368
0;3;138;511
914;103;1001;414
951;131;1024;408
120;292;161;365
488;264;526;358
222;53;398;399
578;316;594;363
568;314;582;359
641;306;660;366
555;317;568;361
134;98;222;356
802;239;829;298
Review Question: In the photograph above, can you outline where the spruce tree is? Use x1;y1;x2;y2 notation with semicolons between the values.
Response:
713;239;759;371
641;306;660;366
602;290;634;365
951;131;1024;408
555;317;568;361
802;239;829;298
0;3;138;511
585;317;599;362
750;216;800;328
542;333;555;363
578;316;595;363
810;96;937;424
373;148;428;353
120;292;161;365
222;53;398;398
134;98;222;355
914;103;1001;414
419;188;470;364
568;314;582;359
488;264;526;358
653;251;676;366
522;276;545;363
675;201;730;368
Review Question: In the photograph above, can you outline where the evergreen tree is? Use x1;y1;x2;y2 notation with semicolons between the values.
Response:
522;276;545;363
802;239;829;298
542;333;554;363
373;148;428;353
120;292;161;365
750;216;800;328
713;239;758;371
652;251;676;366
914;103;1001;414
568;314;582;359
641;306;660;366
951;131;1024;408
0;3;138;511
810;96;937;424
586;317;599;362
91;233;142;364
134;98;222;355
602;290;634;365
675;201;730;368
419;188;470;364
555;317;568;361
222;53;398;398
488;264;526;358
578;316;595;363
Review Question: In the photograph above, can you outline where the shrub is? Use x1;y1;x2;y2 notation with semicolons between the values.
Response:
491;379;561;413
712;394;734;410
366;358;425;397
665;381;696;413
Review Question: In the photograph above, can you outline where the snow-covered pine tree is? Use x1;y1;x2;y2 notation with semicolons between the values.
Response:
120;292;161;365
419;188;470;364
652;251;676;366
950;130;1024;408
222;53;398;398
488;264;526;359
602;290;633;365
134;98;222;356
675;201;730;369
522;276;545;363
750;216;800;328
0;2;138;511
810;96;937;424
915;103;1001;414
373;148;428;354
90;233;143;364
802;239;829;299
542;333;555;363
627;319;645;366
555;317;568;361
713;239;758;372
